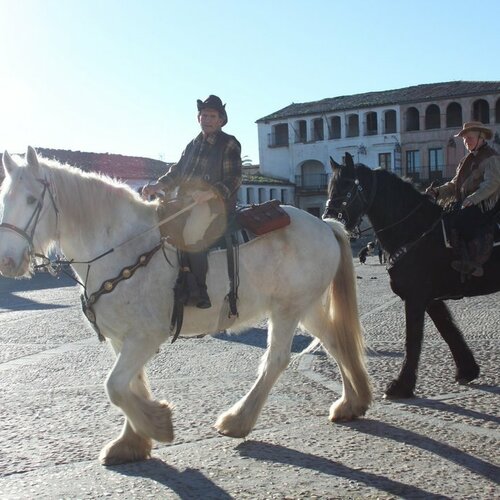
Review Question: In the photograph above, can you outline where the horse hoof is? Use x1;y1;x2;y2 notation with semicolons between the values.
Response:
455;365;480;384
384;380;415;399
99;435;152;466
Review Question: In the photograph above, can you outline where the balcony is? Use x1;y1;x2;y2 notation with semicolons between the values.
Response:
268;132;289;148
295;173;330;192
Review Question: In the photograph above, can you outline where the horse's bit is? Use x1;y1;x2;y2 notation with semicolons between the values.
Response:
0;178;59;269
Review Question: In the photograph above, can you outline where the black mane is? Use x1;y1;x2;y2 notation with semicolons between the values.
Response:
352;164;443;254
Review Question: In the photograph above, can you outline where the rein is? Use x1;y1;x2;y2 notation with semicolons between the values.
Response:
366;199;428;236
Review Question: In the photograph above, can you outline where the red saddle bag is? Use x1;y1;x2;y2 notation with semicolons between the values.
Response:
237;200;291;235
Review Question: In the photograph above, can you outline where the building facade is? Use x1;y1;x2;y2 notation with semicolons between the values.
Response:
256;81;500;216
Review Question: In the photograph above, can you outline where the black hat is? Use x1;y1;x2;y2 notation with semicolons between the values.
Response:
197;95;228;126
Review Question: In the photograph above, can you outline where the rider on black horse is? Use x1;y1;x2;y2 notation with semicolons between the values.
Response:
426;121;500;277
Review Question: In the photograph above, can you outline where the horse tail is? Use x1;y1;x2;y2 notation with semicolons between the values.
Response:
297;219;371;417
327;220;371;405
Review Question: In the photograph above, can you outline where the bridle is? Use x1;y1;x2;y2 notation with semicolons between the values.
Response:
324;167;444;267
323;169;377;231
0;178;59;265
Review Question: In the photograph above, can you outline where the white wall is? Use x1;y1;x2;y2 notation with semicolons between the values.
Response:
258;106;402;181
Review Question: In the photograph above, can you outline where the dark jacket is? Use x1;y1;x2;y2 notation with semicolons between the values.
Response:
158;130;242;213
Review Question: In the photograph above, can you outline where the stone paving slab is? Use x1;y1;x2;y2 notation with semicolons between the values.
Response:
0;263;499;499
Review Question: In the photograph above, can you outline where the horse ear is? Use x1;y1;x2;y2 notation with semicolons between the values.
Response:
26;146;40;169
345;152;354;168
329;156;341;171
2;150;17;176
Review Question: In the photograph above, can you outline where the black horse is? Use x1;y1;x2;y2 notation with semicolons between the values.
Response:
324;153;500;399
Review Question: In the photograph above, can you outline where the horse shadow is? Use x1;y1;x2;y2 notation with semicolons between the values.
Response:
106;459;232;499
0;273;75;311
214;328;314;353
237;417;499;495
236;440;443;498
401;397;500;425
340;418;500;484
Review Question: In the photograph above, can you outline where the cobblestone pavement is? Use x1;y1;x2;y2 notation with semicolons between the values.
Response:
0;259;498;499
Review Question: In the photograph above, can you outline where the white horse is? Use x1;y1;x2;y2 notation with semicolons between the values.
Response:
0;147;371;465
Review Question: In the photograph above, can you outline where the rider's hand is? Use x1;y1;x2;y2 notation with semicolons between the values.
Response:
462;198;474;209
425;186;438;199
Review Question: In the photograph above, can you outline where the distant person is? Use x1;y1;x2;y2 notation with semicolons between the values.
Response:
375;239;387;265
142;95;242;308
426;121;500;277
358;242;374;264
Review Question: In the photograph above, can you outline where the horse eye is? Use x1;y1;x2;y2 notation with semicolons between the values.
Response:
27;195;37;205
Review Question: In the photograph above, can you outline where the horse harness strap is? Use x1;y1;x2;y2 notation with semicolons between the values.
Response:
387;215;443;268
0;178;58;262
81;242;164;341
326;170;377;227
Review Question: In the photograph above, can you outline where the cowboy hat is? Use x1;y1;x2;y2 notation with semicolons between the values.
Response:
454;121;493;140
197;95;228;126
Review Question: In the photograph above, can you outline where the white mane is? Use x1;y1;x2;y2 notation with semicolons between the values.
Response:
33;156;159;242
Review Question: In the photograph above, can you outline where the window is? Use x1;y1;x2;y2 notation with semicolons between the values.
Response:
295;120;307;143
446;102;462;128
329;116;341;139
258;188;266;203
406;150;421;179
280;189;288;204
313;118;324;141
428;148;443;181
473;99;490;123
346;114;359;137
496;98;500;124
365;112;378;135
425;104;440;129
379;153;391;170
406;107;420;131
246;187;255;204
269;123;289;147
384;110;397;133
270;188;278;200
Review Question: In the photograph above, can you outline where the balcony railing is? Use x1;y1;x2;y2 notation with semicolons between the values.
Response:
268;133;289;148
295;173;330;191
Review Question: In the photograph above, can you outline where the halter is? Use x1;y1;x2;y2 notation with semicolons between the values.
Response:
0;178;59;265
323;169;377;230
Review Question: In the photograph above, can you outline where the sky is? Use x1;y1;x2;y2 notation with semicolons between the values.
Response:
1;0;499;166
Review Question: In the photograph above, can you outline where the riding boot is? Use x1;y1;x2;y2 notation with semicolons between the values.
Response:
451;239;484;277
188;251;211;309
450;237;476;276
467;230;493;277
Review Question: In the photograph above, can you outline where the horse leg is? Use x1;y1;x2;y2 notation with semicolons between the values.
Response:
385;299;426;399
301;300;372;421
215;310;298;438
426;300;480;383
99;368;154;465
104;336;173;448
